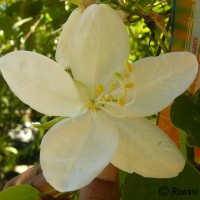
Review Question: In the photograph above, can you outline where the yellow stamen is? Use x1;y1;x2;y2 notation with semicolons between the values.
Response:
107;94;113;101
118;97;125;107
114;74;127;99
96;84;104;95
113;72;121;78
125;82;134;88
110;83;116;91
125;61;133;73
90;65;135;110
123;73;129;79
87;101;95;111
100;95;106;101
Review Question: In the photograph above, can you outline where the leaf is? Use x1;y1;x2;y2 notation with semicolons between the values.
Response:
148;11;168;39
0;185;40;200
170;92;200;147
123;161;200;200
3;146;18;154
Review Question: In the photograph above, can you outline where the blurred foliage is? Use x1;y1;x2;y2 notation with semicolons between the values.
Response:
171;90;200;148
0;0;75;188
108;0;171;60
122;161;200;199
1;0;199;199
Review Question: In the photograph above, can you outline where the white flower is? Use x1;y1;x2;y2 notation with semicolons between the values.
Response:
0;4;198;192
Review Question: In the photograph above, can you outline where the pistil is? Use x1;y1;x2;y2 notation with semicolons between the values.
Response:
87;61;135;111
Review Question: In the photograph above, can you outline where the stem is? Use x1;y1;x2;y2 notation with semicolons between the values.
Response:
54;192;70;198
154;28;169;53
32;116;67;130
40;189;56;199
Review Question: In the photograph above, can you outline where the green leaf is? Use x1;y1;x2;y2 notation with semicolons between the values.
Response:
170;92;200;147
123;162;200;200
0;185;40;200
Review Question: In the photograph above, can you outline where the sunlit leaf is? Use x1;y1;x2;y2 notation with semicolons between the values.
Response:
3;147;18;154
12;17;33;29
0;185;40;200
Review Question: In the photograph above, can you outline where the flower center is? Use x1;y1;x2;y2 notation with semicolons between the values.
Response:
87;62;135;112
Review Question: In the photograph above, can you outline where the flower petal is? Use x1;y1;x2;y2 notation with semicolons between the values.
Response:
126;52;198;117
69;4;130;95
40;111;118;192
104;52;198;117
111;117;185;178
56;8;82;68
0;51;88;116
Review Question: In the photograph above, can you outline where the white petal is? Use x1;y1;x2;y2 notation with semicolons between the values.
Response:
124;52;198;117
56;8;82;68
69;4;130;95
103;52;198;118
40;111;118;192
0;51;88;116
111;117;185;178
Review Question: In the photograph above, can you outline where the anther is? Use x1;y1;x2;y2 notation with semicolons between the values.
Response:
125;61;133;73
123;73;129;79
107;94;113;101
118;97;125;107
113;72;121;78
110;83;116;91
96;84;104;96
87;101;95;111
125;82;134;88
100;95;106;101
